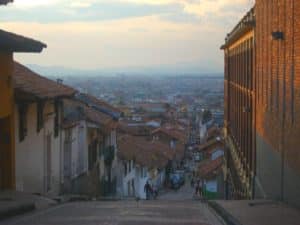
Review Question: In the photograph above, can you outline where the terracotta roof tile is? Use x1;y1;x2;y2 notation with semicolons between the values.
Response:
118;135;174;169
152;127;187;143
77;93;121;114
198;138;224;152
14;62;76;99
84;106;113;127
198;157;223;178
117;122;155;136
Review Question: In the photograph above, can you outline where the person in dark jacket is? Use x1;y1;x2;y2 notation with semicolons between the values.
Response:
144;181;152;200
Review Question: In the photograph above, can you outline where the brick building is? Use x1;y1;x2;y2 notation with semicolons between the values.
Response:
222;1;300;208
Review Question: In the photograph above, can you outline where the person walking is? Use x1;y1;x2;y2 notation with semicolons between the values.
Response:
194;179;200;197
144;181;151;200
198;179;203;198
190;177;195;188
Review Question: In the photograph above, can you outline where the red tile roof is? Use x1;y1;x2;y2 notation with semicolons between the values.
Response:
84;106;113;127
198;157;223;178
206;126;222;139
198;138;224;153
62;99;116;131
0;29;46;52
14;62;76;99
79;93;121;113
152;127;187;143
117;121;155;136
118;135;175;169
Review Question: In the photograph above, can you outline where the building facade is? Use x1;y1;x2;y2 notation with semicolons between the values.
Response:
254;0;300;207
13;62;75;195
222;1;300;207
222;8;255;199
0;30;46;191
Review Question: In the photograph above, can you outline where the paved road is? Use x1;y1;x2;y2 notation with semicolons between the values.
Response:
1;174;224;225
159;180;195;201
2;200;224;225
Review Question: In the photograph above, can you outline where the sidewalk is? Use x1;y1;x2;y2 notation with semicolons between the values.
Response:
209;200;300;225
0;191;57;220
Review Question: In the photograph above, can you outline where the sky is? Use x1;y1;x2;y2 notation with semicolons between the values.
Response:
0;0;254;73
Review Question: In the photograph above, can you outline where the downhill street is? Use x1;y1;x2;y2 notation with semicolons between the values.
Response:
1;200;224;225
1;181;224;225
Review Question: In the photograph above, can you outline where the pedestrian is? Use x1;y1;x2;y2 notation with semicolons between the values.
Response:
202;179;206;198
152;185;158;199
190;177;194;188
194;179;200;196
198;179;203;198
144;181;151;200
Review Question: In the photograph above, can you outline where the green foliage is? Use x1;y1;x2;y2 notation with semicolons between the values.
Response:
202;109;212;123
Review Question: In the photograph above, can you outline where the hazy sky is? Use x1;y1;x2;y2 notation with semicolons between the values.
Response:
1;0;254;72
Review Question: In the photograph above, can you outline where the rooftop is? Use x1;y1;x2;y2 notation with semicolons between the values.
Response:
0;29;46;53
152;127;187;143
221;7;255;50
198;157;223;178
14;62;76;100
118;135;174;169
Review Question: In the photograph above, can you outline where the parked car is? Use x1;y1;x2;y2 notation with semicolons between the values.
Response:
170;170;185;189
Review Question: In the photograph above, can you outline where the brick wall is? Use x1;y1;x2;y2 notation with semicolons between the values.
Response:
255;0;300;206
256;0;300;176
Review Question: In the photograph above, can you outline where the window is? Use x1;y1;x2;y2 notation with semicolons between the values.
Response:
54;100;60;137
36;101;44;133
131;179;135;195
141;167;147;178
18;104;28;142
124;162;127;176
128;161;131;173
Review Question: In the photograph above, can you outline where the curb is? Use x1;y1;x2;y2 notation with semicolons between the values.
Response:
207;201;243;225
0;203;35;220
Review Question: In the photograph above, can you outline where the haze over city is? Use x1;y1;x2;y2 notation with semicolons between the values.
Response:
1;0;254;73
1;1;300;225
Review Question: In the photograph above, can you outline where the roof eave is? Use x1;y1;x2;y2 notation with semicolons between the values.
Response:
0;29;47;53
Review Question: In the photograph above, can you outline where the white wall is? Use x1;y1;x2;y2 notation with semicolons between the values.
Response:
135;166;148;199
15;101;62;195
122;160;136;197
211;149;224;160
121;161;165;199
205;179;217;193
63;121;88;180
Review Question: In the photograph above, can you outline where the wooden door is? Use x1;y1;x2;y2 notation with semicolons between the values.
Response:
0;117;13;190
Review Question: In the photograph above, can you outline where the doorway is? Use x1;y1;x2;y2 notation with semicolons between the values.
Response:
0;116;14;190
46;134;52;192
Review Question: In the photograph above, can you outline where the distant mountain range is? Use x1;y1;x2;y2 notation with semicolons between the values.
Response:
26;64;223;78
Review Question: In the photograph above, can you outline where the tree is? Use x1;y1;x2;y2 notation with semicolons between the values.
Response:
202;109;212;124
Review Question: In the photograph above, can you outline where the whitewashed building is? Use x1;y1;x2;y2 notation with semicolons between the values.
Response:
118;135;173;199
62;94;120;196
13;62;75;195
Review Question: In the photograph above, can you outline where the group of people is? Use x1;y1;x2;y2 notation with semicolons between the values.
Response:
144;181;158;200
191;177;205;198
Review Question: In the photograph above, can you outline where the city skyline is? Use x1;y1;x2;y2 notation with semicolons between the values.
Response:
0;0;254;73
